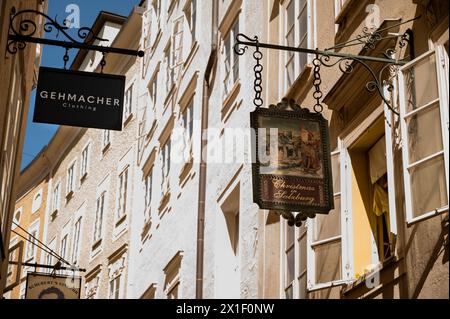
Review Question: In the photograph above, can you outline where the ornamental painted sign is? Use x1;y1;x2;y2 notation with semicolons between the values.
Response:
34;67;125;130
251;100;334;215
25;272;81;299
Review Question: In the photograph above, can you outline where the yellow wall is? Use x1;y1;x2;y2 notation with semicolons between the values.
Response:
350;154;375;278
7;176;48;299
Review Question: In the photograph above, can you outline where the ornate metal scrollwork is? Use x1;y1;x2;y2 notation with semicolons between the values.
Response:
7;7;108;55
318;51;400;115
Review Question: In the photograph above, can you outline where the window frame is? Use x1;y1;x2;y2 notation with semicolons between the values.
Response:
280;220;308;299
93;191;106;244
280;0;313;93
398;47;449;225
25;220;40;262
306;145;353;292
109;274;122;299
80;142;91;179
71;216;82;265
117;166;130;224
66;160;76;196
52;182;61;214
222;16;240;99
123;82;134;122
31;189;43;213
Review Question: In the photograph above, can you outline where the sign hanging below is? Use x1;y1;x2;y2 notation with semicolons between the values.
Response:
251;102;334;215
34;67;125;131
25;272;81;299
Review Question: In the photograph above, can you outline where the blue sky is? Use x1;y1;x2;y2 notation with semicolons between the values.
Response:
21;0;141;170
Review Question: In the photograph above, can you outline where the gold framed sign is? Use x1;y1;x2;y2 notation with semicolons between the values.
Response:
251;100;334;215
25;272;81;299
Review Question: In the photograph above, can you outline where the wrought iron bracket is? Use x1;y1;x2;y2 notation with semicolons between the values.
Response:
234;17;419;116
6;8;144;58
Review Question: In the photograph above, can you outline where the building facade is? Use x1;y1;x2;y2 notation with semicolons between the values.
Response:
4;0;448;299
128;0;448;299
40;9;143;299
3;163;49;299
0;0;47;295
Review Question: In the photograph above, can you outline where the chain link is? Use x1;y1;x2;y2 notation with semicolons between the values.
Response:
312;53;323;113
253;41;263;109
100;52;106;73
63;47;70;70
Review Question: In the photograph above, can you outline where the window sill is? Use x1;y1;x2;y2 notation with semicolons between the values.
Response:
92;239;102;251
66;190;74;201
115;215;127;228
141;218;152;243
102;142;111;155
341;255;404;296
179;159;193;186
80;172;88;183
158;190;171;216
221;81;241;121
146;119;158;142
123;113;133;127
51;209;58;221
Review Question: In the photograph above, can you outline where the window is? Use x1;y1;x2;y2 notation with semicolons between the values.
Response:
172;17;184;80
31;190;42;213
26;222;39;261
94;192;106;243
81;144;90;178
124;84;133;120
282;0;309;91
152;0;161;21
161;140;171;190
398;47;449;224
103;130;111;151
109;275;121;299
307;149;348;290
184;0;196;42
164;42;174;95
117;168;129;221
164;252;182;299
71;217;82;264
149;70;158;108
281;221;308;299
86;273;100;299
223;17;239;97
144;170;153;211
182;99;194;154
60;234;68;261
283;224;295;298
45;238;56;272
67;162;75;195
52;183;60;213
12;208;21;228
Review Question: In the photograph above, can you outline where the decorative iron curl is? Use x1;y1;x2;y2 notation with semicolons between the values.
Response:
319;53;399;115
233;33;258;56
7;8;108;54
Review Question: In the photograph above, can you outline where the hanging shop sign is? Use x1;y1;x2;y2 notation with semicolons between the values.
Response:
25;272;81;299
251;102;334;214
33;67;125;131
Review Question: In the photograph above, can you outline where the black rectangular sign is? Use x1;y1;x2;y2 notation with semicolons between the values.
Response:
34;67;125;130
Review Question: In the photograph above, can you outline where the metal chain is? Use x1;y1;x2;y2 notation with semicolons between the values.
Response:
63;47;70;69
100;52;106;73
253;40;263;109
312;53;324;113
